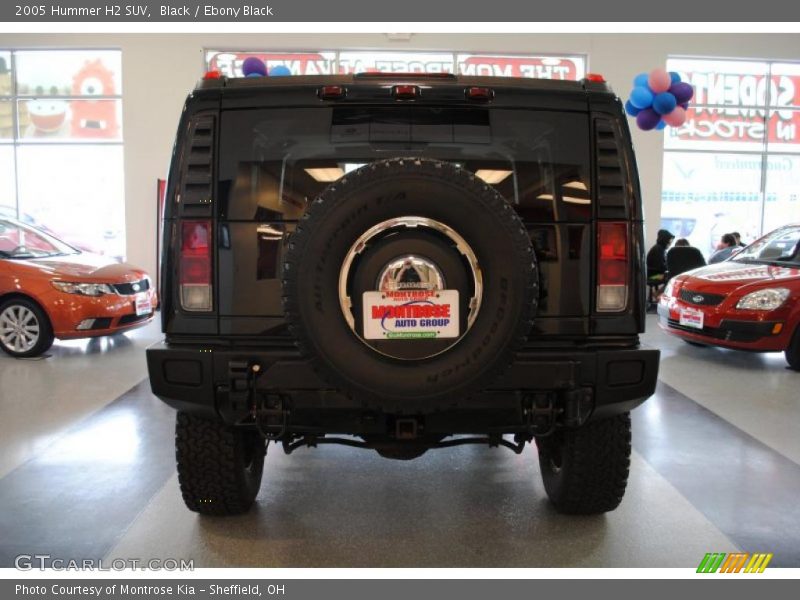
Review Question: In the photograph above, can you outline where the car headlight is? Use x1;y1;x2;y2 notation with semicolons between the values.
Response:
736;288;791;311
52;281;115;297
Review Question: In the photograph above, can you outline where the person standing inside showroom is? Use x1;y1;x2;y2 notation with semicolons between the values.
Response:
646;229;675;310
709;233;738;264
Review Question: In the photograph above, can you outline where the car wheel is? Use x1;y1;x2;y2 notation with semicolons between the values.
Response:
536;413;631;514
0;297;54;358
785;326;800;371
175;412;266;515
282;157;538;408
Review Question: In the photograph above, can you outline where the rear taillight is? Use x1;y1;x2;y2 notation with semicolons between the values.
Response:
597;222;629;312
180;220;212;311
466;87;494;102
392;84;419;100
318;85;346;100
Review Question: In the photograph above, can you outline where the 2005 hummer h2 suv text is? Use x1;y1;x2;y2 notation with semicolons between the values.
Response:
147;72;660;516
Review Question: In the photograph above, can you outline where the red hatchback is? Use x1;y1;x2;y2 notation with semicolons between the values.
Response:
658;224;800;370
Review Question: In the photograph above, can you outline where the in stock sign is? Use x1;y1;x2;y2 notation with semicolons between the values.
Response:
206;51;586;81
666;63;800;152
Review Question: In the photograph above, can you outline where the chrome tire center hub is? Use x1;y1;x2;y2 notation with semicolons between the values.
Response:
376;255;446;293
339;216;483;354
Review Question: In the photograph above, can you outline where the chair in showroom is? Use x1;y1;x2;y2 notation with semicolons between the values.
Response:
666;246;706;281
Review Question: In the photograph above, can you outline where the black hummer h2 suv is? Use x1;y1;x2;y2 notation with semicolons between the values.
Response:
147;72;660;516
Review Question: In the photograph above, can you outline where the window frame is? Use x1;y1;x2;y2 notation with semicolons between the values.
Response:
662;56;800;239
0;47;125;258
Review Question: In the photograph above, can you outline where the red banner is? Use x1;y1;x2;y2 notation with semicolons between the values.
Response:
457;56;582;80
206;51;585;81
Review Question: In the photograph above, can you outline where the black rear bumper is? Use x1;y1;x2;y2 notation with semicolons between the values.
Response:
146;341;659;434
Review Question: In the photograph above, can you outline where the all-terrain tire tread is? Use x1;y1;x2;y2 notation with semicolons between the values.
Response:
175;412;263;516
539;413;632;515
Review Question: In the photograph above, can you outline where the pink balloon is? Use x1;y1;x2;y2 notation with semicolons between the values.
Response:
663;106;687;127
648;68;672;94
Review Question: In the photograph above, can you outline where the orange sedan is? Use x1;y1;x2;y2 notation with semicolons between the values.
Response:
0;218;157;357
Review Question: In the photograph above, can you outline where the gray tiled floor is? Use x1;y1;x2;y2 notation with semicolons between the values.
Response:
0;316;797;567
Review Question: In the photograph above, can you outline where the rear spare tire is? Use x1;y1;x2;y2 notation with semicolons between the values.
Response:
283;158;538;407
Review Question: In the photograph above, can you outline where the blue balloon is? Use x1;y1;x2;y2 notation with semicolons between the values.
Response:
656;120;667;130
633;72;649;88
629;86;654;109
242;56;267;77
269;65;292;76
625;99;642;117
669;71;681;84
652;92;678;115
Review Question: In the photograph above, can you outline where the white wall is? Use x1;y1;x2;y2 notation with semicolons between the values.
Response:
2;32;799;276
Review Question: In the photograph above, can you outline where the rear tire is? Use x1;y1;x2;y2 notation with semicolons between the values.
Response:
175;412;266;515
536;413;631;514
786;326;800;371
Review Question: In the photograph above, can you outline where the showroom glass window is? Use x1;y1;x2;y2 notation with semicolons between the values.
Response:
205;50;585;80
661;58;800;257
0;49;125;260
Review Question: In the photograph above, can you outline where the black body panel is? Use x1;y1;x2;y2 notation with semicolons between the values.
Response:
153;74;657;434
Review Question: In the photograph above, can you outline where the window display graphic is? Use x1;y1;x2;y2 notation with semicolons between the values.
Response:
70;59;120;138
0;53;21;139
665;59;800;152
2;49;125;260
661;59;800;252
15;50;122;141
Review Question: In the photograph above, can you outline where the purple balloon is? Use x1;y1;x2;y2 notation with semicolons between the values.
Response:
669;82;694;104
679;101;689;110
242;56;267;77
636;108;662;131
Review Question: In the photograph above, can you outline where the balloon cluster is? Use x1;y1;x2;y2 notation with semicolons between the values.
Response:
241;57;292;78
625;69;694;131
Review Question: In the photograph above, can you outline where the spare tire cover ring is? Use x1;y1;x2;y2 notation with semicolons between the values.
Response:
338;216;483;359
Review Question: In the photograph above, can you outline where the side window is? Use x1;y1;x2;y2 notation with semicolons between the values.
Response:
0;225;21;252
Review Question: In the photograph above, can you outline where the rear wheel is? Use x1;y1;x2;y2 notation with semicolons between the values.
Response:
175;412;266;515
536;413;631;514
0;297;54;358
786;326;800;371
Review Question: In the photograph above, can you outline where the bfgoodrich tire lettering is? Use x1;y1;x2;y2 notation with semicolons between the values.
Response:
175;412;266;515
282;158;538;406
536;413;632;514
